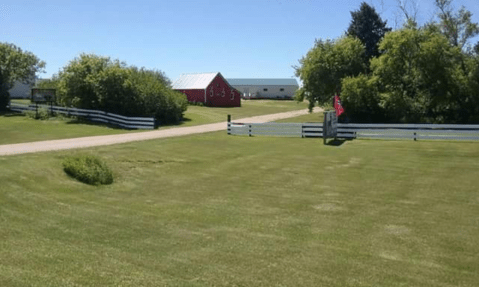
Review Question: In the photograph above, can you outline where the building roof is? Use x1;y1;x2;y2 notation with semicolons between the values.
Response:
226;78;299;86
172;72;219;90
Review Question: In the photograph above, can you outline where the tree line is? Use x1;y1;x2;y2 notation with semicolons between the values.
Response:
296;0;479;123
0;47;187;124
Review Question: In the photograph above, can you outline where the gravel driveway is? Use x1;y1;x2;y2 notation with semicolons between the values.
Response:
0;107;323;156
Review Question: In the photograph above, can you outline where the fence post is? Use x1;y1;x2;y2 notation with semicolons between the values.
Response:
227;114;231;135
301;124;304;138
323;112;328;145
249;124;252;137
414;132;417;141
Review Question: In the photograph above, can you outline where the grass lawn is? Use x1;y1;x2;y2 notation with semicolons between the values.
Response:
0;113;141;145
274;111;324;123
183;100;309;125
0;133;478;286
0;100;310;145
10;99;31;105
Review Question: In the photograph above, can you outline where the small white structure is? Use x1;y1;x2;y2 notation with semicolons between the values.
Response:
8;81;33;99
8;76;43;99
226;78;299;99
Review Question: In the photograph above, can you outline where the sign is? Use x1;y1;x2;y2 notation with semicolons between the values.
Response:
31;89;56;103
323;111;337;144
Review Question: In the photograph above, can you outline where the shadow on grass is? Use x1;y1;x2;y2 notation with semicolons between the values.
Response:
158;117;192;127
65;118;130;130
65;117;193;130
324;139;352;146
0;111;24;117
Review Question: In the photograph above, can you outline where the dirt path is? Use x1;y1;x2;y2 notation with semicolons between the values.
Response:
0;107;323;156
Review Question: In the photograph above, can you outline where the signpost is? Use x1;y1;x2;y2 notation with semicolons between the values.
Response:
323;111;338;145
31;89;56;117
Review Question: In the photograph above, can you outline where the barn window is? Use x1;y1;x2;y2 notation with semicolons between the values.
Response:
210;87;214;97
280;88;284;92
222;88;225;97
230;90;235;100
263;88;268;92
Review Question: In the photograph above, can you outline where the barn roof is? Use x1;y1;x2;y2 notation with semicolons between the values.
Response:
226;78;299;86
172;72;220;90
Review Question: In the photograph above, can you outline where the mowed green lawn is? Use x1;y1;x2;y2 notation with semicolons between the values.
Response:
0;100;310;145
0;113;141;145
185;100;309;125
274;111;324;123
0;133;478;286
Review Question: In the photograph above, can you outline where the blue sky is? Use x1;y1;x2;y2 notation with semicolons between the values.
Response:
1;0;478;83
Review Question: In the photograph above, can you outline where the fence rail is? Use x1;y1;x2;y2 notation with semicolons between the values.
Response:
227;119;479;141
8;103;155;129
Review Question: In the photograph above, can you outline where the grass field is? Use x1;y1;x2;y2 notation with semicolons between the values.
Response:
10;99;31;105
1;133;478;286
185;100;309;125
0;100;310;145
274;111;324;123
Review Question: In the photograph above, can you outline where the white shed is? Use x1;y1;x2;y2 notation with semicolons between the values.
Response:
8;81;33;99
226;78;299;99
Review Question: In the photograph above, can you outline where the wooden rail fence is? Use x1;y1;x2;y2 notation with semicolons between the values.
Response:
8;103;155;129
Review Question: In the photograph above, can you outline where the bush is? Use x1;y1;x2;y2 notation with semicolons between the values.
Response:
63;155;113;185
55;54;187;125
341;74;384;122
189;101;204;106
23;108;50;120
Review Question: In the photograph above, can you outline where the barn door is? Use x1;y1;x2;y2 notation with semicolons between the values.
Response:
244;88;249;98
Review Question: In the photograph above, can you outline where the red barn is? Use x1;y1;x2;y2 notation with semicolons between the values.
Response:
172;72;241;107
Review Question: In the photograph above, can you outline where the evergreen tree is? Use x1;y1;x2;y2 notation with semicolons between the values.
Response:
347;2;391;64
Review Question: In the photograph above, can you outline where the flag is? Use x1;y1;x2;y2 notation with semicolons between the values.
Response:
334;94;345;116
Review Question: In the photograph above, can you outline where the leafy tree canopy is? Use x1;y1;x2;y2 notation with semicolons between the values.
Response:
370;27;477;123
434;0;479;49
0;42;45;110
55;53;187;124
294;36;365;111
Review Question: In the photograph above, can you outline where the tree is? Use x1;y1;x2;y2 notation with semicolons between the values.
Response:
55;53;187;124
347;2;391;64
370;27;474;123
434;0;479;49
56;53;115;109
294;36;366;111
34;77;60;89
474;41;479;56
0;42;45;110
395;0;419;27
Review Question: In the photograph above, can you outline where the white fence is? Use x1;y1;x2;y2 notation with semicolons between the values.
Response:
228;122;323;138
227;121;479;141
339;123;479;141
8;103;155;129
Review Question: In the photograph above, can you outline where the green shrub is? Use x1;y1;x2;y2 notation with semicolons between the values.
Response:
341;74;384;122
55;54;188;125
189;101;204;106
23;108;50;120
63;155;113;185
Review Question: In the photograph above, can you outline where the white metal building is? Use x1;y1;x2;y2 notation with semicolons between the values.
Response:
8;81;33;99
226;78;299;99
